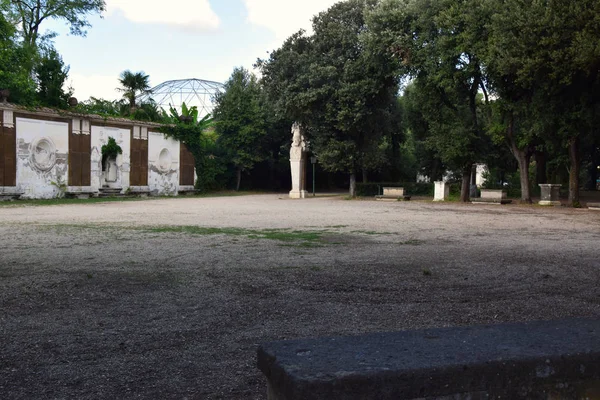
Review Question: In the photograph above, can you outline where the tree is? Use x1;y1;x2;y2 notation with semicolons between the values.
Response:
0;13;36;104
117;70;152;111
483;0;600;206
1;0;106;48
368;0;491;201
213;67;267;191
35;47;73;108
259;0;399;196
159;103;224;192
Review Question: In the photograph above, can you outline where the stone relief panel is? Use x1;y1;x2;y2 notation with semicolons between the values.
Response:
16;117;68;199
148;131;180;195
29;137;57;172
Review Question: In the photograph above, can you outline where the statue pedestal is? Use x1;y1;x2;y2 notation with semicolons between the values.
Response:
434;181;449;201
289;190;308;199
539;184;562;206
289;157;307;199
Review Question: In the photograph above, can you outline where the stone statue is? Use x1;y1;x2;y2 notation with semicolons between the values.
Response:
290;122;306;161
289;122;308;198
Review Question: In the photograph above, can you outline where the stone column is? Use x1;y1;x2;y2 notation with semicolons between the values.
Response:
289;123;308;199
434;181;449;201
539;184;561;206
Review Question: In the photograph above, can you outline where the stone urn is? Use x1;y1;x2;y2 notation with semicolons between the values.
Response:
0;89;10;103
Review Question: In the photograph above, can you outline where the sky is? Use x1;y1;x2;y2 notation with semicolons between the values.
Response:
47;0;340;102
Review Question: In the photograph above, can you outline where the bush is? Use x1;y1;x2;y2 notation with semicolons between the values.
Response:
355;182;434;197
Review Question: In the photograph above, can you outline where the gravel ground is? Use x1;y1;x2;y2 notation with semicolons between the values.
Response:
0;195;599;399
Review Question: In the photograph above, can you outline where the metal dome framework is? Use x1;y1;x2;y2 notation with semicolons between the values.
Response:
139;78;224;118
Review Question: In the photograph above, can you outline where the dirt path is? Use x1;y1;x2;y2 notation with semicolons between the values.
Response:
1;196;599;399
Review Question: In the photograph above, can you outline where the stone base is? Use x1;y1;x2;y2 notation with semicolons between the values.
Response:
588;203;600;211
539;200;561;206
289;190;308;199
472;199;512;205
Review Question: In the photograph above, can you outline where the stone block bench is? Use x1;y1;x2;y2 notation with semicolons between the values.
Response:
375;186;411;201
588;203;600;211
472;189;512;205
0;187;22;201
257;318;600;400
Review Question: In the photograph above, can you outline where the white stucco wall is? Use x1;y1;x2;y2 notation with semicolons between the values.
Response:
91;125;131;191
16;117;69;199
148;131;180;195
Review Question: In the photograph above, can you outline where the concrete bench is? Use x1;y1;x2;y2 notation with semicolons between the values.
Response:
0;188;22;201
257;318;600;400
472;189;512;205
588;203;600;211
376;187;411;201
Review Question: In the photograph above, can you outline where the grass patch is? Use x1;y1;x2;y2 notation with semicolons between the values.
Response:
0;191;273;208
422;268;432;276
352;230;393;235
0;197;150;207
401;239;424;245
142;225;327;245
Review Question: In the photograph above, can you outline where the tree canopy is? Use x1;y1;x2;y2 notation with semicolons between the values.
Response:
1;0;106;48
259;0;399;195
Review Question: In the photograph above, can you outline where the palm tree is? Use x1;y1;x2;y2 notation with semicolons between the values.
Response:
117;70;152;110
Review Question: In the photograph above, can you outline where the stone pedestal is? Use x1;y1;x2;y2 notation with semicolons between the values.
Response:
539;184;561;206
470;184;478;198
434;181;449;201
289;158;308;199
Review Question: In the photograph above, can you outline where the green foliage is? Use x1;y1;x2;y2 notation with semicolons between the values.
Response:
160;102;228;192
117;70;152;109
100;137;122;168
1;0;106;48
0;13;36;104
35;47;72;108
369;0;491;199
213;67;267;190
259;0;399;189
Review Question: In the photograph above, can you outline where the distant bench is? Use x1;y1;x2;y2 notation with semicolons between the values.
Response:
375;186;411;201
257;318;600;400
588;202;600;211
472;189;512;205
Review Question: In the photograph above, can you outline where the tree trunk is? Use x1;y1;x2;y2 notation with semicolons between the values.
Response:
236;168;242;191
460;165;471;202
568;136;580;206
515;151;532;204
535;150;547;185
349;173;356;197
586;143;598;191
362;169;368;183
507;114;532;204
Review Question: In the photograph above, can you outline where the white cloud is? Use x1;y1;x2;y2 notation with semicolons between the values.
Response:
243;0;339;41
106;0;220;32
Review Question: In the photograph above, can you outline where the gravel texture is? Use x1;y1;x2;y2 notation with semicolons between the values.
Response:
0;195;599;399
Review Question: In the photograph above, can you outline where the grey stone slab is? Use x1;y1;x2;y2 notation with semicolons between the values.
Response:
258;318;600;400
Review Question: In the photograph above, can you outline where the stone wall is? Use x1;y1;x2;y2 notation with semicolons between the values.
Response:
0;104;193;199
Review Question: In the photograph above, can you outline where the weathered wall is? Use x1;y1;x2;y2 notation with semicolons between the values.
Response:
16;117;69;199
148;131;180;195
0;105;191;198
91;125;131;192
